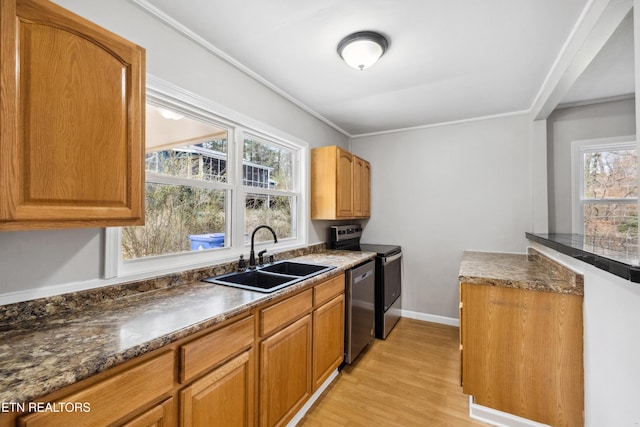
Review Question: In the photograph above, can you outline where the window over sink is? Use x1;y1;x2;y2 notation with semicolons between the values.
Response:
121;105;230;260
105;79;307;278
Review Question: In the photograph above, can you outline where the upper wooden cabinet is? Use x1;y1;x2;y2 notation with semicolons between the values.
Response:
0;0;145;231
311;145;370;220
353;155;370;218
336;148;354;218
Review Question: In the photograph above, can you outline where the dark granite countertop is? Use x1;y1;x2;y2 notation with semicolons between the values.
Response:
0;250;374;404
526;232;640;282
459;248;583;295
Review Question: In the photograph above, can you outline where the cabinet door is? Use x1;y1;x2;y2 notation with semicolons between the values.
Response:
458;283;464;387
336;148;354;218
260;315;312;427
0;0;145;231
353;156;370;218
353;156;364;217
313;294;344;390
461;282;583;427
361;159;371;217
122;397;174;427
181;350;254;427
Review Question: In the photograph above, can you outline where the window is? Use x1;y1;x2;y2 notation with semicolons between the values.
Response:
243;135;298;244
106;81;307;278
121;105;230;261
572;137;637;242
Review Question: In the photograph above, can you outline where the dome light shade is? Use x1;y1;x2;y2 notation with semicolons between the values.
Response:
337;31;388;70
158;108;184;120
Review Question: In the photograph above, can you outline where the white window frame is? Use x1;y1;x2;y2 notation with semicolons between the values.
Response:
105;76;308;280
571;135;637;234
239;130;302;243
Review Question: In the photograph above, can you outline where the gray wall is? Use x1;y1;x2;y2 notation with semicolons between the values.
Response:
0;0;348;301
547;98;636;232
351;114;533;320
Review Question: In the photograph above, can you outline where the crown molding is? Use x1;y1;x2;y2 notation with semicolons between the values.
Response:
128;0;351;138
350;109;531;139
555;93;634;110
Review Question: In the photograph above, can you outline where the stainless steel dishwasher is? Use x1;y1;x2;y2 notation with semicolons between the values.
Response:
344;260;375;364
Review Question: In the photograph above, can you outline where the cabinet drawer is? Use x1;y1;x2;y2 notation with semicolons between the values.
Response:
314;274;344;307
20;351;174;427
260;290;312;336
180;315;254;383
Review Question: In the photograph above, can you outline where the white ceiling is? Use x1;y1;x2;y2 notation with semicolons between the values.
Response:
137;0;631;136
560;10;634;106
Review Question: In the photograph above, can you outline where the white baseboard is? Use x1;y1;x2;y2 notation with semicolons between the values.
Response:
469;397;551;427
287;369;339;427
401;309;459;327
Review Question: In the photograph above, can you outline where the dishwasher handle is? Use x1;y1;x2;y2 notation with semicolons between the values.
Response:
353;269;374;284
383;252;402;265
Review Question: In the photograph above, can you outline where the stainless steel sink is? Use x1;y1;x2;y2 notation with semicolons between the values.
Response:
203;261;335;293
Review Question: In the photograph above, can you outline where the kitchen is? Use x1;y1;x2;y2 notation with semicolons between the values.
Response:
1;0;639;426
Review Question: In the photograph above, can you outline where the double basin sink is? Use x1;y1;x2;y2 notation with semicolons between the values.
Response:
203;261;336;293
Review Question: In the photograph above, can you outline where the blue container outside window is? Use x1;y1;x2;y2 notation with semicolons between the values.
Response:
188;233;225;250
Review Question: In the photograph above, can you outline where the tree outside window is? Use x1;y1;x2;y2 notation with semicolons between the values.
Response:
574;138;637;244
243;135;297;244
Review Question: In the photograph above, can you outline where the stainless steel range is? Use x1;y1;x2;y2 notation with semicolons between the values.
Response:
329;225;402;340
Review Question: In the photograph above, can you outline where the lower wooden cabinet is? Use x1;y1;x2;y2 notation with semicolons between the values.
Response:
122;397;175;427
259;315;313;427
179;316;254;384
257;273;346;427
19;351;174;427
259;290;312;337
312;294;344;390
460;282;584;427
8;274;346;427
180;350;254;427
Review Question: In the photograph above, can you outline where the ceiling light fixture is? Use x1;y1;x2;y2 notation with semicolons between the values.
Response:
337;31;388;71
158;108;184;121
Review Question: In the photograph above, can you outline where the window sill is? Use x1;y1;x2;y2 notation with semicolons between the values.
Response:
115;239;314;283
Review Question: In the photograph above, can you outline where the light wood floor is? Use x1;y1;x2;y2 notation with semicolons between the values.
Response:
298;318;488;427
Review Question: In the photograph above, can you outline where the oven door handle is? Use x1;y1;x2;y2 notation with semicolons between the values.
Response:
383;253;402;265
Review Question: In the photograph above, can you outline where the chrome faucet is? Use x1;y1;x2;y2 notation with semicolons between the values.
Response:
249;225;278;269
